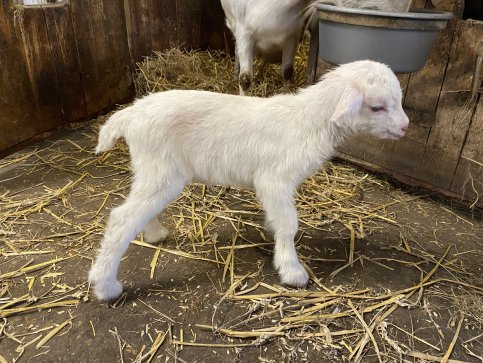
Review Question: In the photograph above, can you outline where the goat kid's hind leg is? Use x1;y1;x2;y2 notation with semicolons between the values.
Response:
256;181;309;287
89;182;184;301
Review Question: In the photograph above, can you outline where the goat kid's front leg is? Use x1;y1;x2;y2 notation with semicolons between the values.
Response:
236;32;254;95
256;181;309;287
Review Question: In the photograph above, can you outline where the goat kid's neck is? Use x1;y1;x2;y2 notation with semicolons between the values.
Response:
293;81;355;148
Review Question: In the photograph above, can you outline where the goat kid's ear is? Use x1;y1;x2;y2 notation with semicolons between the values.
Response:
330;84;363;122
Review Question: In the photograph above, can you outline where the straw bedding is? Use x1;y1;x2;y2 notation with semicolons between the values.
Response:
0;42;482;362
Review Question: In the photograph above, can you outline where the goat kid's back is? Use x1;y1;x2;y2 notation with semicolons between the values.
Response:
96;89;328;189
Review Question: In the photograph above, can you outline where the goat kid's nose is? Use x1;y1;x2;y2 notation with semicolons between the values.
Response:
400;115;409;133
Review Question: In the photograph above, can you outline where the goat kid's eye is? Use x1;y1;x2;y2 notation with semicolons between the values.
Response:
370;106;385;112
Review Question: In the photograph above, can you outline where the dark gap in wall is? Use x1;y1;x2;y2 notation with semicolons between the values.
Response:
463;0;483;21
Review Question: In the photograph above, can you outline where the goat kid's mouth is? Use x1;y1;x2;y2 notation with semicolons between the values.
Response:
386;130;406;140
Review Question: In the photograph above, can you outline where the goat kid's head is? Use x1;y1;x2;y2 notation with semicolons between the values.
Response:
329;60;409;140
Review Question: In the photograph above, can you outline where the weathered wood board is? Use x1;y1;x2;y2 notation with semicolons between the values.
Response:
0;2;40;150
16;6;63;133
177;0;201;48
43;3;87;124
420;20;483;189
400;0;464;159
311;1;482;206
404;0;465;120
0;0;228;156
68;0;134;116
199;0;233;52
446;21;483;205
123;0;227;63
451;96;483;206
124;0;178;62
338;20;483;207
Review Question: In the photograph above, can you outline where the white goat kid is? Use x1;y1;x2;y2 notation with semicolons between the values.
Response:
221;0;314;95
89;60;409;301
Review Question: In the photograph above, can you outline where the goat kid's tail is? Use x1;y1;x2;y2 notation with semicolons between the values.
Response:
95;108;129;154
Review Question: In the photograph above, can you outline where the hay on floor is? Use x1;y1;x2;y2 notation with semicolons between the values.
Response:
0;43;482;362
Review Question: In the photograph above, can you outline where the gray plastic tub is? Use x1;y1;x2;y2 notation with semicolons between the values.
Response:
315;4;453;73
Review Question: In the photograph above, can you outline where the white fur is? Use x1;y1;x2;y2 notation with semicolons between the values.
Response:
89;60;409;301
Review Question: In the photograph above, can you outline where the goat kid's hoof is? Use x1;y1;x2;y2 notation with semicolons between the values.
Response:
278;262;309;288
143;226;169;244
90;279;123;301
88;268;123;301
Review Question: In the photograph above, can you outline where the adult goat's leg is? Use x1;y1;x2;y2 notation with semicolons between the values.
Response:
234;42;240;77
281;36;298;87
89;180;184;300
236;32;254;95
256;180;309;287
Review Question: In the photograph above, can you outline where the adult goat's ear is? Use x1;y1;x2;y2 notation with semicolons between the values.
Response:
330;84;363;122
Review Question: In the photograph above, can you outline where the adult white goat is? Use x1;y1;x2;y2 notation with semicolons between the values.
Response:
89;60;409;301
221;0;412;95
221;0;315;95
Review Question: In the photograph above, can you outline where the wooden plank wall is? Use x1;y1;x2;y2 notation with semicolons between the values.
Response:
199;0;233;52
312;0;482;207
0;0;230;156
124;0;198;62
447;21;483;205
69;1;133;116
